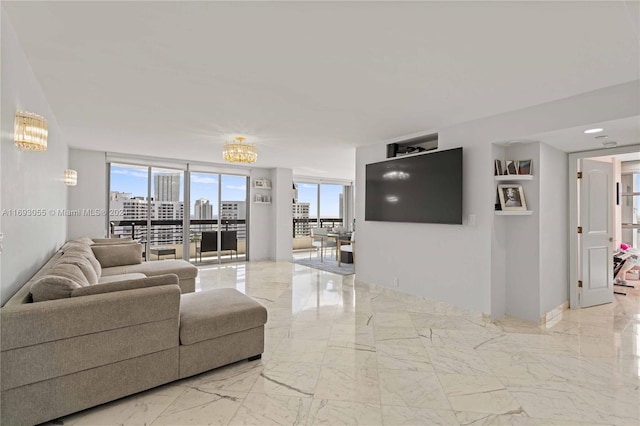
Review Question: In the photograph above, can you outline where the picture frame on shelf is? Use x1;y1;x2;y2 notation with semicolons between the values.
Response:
254;178;270;188
518;159;532;175
494;159;503;176
506;160;518;175
498;184;527;211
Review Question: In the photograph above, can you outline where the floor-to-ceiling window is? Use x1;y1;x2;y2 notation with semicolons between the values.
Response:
292;180;353;254
319;183;344;229
220;174;248;261
149;167;185;259
108;161;248;264
189;171;249;263
108;163;150;246
293;182;318;237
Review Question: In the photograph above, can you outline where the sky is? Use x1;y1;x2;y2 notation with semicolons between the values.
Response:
110;165;343;218
296;183;342;218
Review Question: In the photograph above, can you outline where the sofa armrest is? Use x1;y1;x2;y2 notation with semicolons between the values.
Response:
70;274;179;297
1;285;180;351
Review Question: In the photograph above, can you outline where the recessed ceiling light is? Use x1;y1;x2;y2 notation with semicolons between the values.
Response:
602;141;618;148
595;135;609;139
584;128;603;134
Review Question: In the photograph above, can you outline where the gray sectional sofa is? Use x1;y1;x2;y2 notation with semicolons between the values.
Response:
0;238;267;426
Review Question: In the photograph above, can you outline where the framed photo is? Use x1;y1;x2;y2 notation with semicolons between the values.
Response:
498;184;527;211
254;178;271;188
518;159;532;175
494;159;503;176
506;160;518;175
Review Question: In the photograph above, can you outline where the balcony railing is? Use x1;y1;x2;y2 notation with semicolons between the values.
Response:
109;219;246;246
292;217;344;237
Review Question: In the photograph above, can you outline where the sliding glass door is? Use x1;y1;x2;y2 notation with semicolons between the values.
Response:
109;162;248;264
149;168;185;260
189;171;248;264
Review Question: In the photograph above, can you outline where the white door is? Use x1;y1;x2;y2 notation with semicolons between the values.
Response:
579;159;614;308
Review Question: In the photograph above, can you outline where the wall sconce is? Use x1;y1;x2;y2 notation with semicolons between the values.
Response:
64;169;78;186
14;111;48;151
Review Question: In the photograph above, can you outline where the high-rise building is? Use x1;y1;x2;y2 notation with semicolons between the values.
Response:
109;191;184;244
220;201;246;239
194;198;213;220
154;173;181;202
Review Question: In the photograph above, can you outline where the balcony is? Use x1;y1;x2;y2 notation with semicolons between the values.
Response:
109;219;246;262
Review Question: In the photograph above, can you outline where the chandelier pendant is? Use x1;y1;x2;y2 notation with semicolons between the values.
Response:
223;136;258;163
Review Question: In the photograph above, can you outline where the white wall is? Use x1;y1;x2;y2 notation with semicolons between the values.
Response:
355;80;639;316
504;143;541;322
249;167;293;261
490;144;507;319
1;12;68;304
248;169;273;260
539;143;569;316
271;168;293;261
356;139;492;313
67;148;107;240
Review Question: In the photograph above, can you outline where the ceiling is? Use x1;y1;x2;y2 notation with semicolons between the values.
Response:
4;1;639;180
506;115;640;154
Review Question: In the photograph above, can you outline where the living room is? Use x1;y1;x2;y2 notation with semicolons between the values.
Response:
2;1;640;425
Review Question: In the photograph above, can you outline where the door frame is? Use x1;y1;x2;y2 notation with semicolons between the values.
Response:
569;144;640;308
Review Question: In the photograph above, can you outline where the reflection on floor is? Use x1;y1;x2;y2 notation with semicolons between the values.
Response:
45;263;639;425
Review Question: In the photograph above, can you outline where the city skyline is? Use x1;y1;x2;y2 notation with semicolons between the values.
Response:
111;165;344;218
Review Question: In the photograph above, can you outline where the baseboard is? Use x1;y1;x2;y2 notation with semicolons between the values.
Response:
540;301;569;325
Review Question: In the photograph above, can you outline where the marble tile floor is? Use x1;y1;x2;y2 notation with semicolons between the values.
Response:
44;262;640;425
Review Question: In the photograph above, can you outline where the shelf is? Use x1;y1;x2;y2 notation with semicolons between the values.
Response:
254;186;271;190
253;201;271;204
495;210;533;216
494;175;533;181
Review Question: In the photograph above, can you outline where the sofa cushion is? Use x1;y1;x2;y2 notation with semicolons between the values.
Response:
91;243;143;268
98;273;147;284
102;260;198;281
30;264;89;302
179;289;267;345
62;243;102;278
56;254;99;284
71;274;179;297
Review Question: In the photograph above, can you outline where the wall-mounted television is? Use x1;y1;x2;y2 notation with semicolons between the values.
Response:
365;147;463;224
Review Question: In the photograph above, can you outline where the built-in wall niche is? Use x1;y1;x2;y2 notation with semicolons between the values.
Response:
493;160;534;216
386;133;438;158
253;178;271;204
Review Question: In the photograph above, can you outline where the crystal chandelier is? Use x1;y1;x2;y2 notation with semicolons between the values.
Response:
223;136;257;163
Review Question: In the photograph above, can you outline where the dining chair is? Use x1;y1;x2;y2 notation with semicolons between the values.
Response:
310;227;336;260
339;231;355;266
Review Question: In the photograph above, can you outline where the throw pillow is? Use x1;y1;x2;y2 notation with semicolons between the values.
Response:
57;254;99;284
91;243;143;268
30;264;89;302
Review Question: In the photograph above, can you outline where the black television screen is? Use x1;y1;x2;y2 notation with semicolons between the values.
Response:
365;147;463;224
